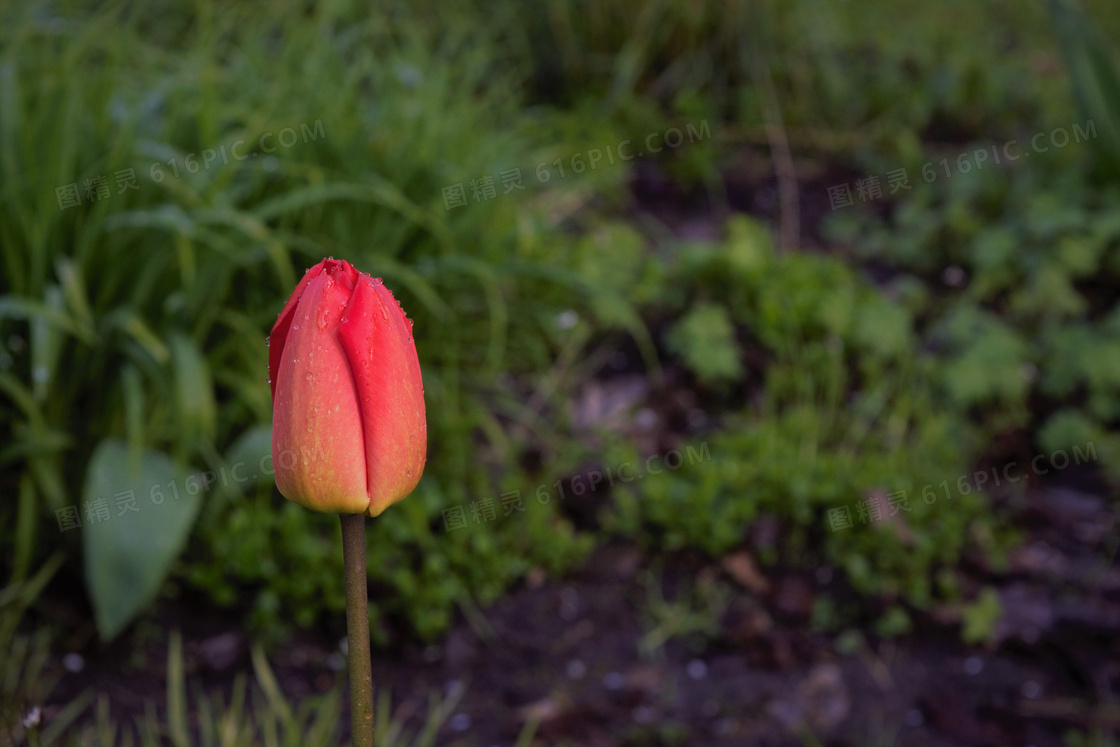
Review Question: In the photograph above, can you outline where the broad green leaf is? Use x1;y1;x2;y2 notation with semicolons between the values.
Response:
82;439;201;640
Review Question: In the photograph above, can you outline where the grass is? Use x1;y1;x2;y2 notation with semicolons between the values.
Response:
9;630;460;746
0;0;614;643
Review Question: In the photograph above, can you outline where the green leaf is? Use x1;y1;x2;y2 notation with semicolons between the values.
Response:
168;332;216;447
0;294;95;344
103;308;170;364
1048;0;1120;179
961;587;1002;645
225;424;274;487
1037;409;1100;456
82;439;202;641
30;285;65;401
666;303;742;386
938;307;1029;407
853;295;913;359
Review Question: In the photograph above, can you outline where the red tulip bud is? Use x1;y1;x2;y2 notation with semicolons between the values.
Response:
269;259;426;517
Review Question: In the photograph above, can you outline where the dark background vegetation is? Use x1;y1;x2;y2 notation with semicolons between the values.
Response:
3;0;1120;744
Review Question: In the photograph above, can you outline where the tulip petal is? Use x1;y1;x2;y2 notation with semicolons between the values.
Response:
269;262;325;401
338;275;427;516
272;270;369;514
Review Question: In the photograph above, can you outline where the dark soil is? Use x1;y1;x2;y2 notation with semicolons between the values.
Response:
37;467;1120;746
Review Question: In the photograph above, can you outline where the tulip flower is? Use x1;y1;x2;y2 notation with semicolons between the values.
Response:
268;258;426;517
268;257;426;747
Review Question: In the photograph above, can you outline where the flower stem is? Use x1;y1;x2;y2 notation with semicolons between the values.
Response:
341;513;375;747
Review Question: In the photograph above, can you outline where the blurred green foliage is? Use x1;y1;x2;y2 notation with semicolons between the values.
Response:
0;0;1118;675
0;0;614;644
828;118;1120;480
602;219;1009;610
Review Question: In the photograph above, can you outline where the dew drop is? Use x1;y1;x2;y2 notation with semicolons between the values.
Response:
293;324;300;330
408;318;414;327
267;378;272;384
361;360;368;366
407;336;413;343
306;373;313;381
265;336;271;347
341;317;348;323
304;314;310;321
328;255;334;260
406;469;412;476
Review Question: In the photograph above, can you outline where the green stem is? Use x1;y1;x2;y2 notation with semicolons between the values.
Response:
341;513;375;747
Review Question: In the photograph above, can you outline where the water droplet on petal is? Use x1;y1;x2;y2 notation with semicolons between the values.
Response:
406;469;412;476
341;317;348;323
293;324;300;330
265;336;271;346
306;373;313;381
328;255;334;259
